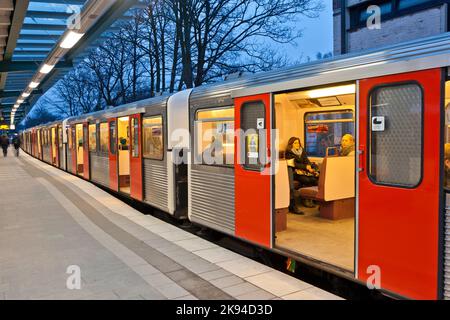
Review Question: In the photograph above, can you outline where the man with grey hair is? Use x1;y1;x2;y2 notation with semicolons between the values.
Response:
340;134;355;156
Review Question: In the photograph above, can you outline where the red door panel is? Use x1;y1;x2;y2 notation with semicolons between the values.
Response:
358;69;441;299
235;93;272;248
71;127;77;174
108;118;118;191
83;122;90;179
130;114;143;201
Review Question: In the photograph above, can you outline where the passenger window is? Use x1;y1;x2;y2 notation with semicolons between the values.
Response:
109;121;117;155
143;116;163;160
89;124;97;152
58;127;63;148
195;107;234;166
304;110;354;157
99;123;109;154
132;117;139;158
240;101;266;171
369;83;422;187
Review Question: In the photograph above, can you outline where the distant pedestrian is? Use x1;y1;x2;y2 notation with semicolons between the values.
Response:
0;134;9;157
12;134;21;157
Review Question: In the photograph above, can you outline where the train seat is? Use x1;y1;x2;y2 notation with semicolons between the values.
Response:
299;156;355;220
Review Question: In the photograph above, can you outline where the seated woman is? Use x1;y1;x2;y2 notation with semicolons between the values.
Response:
285;137;319;209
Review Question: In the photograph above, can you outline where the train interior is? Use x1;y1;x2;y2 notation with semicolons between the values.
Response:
118;116;131;194
274;83;356;272
75;124;84;175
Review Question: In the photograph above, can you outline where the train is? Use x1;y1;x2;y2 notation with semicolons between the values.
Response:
21;32;450;300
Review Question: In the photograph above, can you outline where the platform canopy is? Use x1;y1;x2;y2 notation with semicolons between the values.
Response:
0;0;143;126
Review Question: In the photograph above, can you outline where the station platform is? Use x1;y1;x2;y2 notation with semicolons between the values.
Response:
0;149;342;300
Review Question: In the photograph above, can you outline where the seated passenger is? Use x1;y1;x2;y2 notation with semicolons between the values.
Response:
445;143;450;188
285;137;319;209
340;134;355;156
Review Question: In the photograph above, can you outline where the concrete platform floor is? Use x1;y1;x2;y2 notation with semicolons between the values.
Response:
0;148;342;300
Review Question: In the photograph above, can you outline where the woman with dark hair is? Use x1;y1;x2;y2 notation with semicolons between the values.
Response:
285;137;319;209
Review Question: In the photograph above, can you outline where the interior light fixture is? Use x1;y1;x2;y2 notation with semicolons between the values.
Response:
40;63;55;74
60;31;85;49
29;82;40;89
307;84;356;99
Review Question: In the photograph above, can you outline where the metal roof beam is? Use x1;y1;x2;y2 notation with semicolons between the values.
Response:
0;90;42;98
21;23;67;31
29;0;86;4
18;34;59;41
0;61;73;72
26;11;73;20
15;43;54;49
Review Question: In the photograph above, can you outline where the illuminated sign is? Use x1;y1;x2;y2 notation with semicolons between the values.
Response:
0;124;9;130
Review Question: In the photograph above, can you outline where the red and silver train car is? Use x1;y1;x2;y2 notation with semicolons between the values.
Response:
22;33;450;299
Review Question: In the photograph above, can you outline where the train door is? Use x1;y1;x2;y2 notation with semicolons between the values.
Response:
51;127;57;166
58;125;63;168
130;114;143;200
234;94;272;247
83;122;90;179
108;118;118;191
75;123;84;176
358;69;442;299
117;116;131;194
37;129;42;159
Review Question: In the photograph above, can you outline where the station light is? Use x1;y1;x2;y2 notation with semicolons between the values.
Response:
17;99;24;104
60;31;85;49
29;82;40;89
22;92;30;98
40;64;55;74
307;84;356;99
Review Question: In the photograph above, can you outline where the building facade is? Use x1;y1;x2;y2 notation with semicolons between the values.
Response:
333;0;450;55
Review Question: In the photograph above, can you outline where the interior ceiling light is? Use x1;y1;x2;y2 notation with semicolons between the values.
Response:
307;84;356;99
40;64;55;74
29;82;40;89
60;31;85;49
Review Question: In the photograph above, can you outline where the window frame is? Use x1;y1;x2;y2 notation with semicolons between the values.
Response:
98;122;109;155
349;0;445;31
303;109;355;158
366;80;425;189
131;117;140;158
142;115;164;161
109;121;117;156
194;106;235;168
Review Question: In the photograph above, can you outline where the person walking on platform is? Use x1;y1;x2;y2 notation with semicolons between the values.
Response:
12;134;21;157
1;134;9;157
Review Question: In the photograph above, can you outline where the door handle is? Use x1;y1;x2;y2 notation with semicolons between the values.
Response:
358;145;365;172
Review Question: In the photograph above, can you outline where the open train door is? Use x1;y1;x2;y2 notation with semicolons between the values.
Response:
235;93;272;247
130;114;143;201
108;118;119;191
358;69;442;299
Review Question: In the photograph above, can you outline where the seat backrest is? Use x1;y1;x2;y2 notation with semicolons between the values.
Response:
318;156;355;202
275;160;290;209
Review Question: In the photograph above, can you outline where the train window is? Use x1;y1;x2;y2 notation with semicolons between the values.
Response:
369;83;423;187
195;107;234;166
109;121;117;155
89;124;97;152
240;102;266;171
304;110;354;157
143;116;163;160
132;117;139;158
58;127;63;148
99;123;108;153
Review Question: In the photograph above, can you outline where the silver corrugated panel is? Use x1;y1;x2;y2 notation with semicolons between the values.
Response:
189;168;234;235
143;159;168;211
43;146;51;163
67;150;73;173
59;147;63;168
90;154;109;187
445;193;450;299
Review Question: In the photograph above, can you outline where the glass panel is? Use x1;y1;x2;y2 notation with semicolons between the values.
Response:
369;83;422;187
195;107;235;166
99;123;108;153
240;102;265;170
305;111;355;157
109;121;116;155
89;124;97;152
197;108;234;120
398;0;430;10
58;127;63;148
143;116;164;160
132;118;139;158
